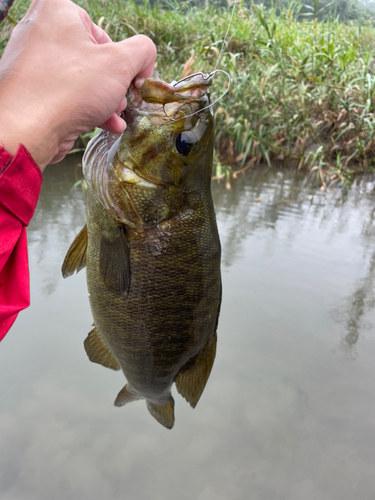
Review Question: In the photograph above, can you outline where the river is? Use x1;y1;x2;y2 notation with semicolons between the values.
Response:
1;157;375;499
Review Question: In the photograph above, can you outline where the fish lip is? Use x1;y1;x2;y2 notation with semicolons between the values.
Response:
126;71;212;124
141;71;212;104
125;98;209;124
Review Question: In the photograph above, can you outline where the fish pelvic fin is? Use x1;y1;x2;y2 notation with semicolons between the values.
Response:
175;333;217;408
61;225;88;278
114;384;140;407
100;225;131;298
146;397;175;430
84;327;120;371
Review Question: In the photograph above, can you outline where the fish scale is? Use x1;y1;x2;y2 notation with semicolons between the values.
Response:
62;71;221;428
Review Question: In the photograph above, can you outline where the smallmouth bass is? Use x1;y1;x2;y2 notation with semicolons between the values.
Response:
62;71;221;429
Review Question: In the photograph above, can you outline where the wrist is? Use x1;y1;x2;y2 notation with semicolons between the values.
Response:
0;128;57;172
0;86;60;172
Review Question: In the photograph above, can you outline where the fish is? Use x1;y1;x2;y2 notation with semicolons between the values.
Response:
62;70;221;429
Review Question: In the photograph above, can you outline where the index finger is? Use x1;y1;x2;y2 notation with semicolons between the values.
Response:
112;34;157;82
76;6;113;44
90;21;113;45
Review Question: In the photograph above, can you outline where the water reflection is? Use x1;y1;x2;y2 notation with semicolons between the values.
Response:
212;170;324;267
2;161;375;499
344;251;375;346
213;170;375;263
332;251;375;352
26;155;86;296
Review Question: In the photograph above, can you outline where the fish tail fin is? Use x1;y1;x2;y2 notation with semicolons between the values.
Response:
146;396;175;429
114;384;140;407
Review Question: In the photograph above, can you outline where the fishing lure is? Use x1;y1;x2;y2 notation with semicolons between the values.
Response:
160;0;238;124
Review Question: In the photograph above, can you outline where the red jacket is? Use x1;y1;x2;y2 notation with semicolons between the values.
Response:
0;145;42;341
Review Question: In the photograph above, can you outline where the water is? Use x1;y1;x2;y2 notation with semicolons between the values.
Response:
1;158;375;500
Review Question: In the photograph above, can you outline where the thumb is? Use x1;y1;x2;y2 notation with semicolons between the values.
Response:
111;35;157;85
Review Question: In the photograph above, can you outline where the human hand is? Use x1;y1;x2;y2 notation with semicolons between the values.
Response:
0;0;156;171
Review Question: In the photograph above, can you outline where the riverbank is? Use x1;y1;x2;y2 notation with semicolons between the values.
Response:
2;0;375;185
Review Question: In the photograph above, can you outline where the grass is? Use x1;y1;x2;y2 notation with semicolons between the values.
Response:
2;0;375;186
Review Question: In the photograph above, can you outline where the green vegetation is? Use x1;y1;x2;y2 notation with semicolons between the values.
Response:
3;0;375;185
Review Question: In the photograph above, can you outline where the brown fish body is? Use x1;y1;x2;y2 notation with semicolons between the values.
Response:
86;184;220;403
63;72;221;428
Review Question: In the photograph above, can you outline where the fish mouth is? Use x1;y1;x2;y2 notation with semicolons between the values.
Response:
83;71;213;227
125;71;213;125
142;71;213;105
116;72;213;189
119;162;158;189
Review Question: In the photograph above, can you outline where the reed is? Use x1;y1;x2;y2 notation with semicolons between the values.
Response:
2;0;375;185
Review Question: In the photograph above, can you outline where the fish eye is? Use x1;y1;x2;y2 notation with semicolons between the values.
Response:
175;132;195;156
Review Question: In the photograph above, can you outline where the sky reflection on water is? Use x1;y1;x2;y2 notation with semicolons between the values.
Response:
1;159;375;500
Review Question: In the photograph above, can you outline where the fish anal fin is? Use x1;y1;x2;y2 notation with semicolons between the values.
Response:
175;334;217;408
146;397;175;429
61;225;88;278
100;225;131;298
84;327;120;371
114;384;140;407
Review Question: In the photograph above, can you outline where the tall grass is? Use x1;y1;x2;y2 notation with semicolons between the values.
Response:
2;0;375;184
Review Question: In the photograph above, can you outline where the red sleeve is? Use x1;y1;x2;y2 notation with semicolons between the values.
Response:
0;144;42;341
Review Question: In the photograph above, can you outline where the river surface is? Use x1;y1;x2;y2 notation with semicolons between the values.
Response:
1;158;375;500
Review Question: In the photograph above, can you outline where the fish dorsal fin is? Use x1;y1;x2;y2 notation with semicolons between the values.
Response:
175;334;217;408
61;225;88;278
114;384;140;407
146;397;175;429
84;327;120;371
100;225;131;297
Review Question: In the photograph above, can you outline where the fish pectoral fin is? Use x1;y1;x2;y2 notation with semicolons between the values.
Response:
100;225;131;298
114;384;140;406
175;333;217;408
61;225;88;278
146;397;175;429
84;327;120;371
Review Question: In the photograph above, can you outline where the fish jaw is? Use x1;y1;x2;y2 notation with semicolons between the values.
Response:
135;70;213;111
83;72;214;229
